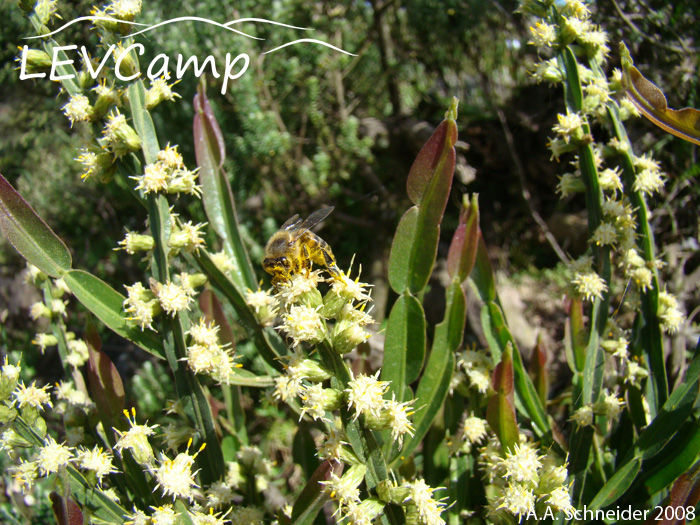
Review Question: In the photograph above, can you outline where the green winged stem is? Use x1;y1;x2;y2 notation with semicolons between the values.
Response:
128;80;159;165
620;42;700;146
194;86;257;291
28;14;81;96
0;173;72;278
607;101;667;411
470;236;496;303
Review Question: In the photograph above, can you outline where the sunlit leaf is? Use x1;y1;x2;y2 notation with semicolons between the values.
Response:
194;86;257;291
620;42;700;146
64;270;164;359
0;173;72;278
381;294;426;402
588;456;641;511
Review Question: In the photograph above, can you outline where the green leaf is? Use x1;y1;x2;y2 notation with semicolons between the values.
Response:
128;80;159;164
63;463;128;523
487;394;519;454
0;173;72;277
634;353;700;460
446;194;479;284
588;456;641;511
85;323;125;433
470;235;496;303
388;206;420;294
174;500;196;525
399;281;463;461
481;302;551;440
620;42;700;146
291;460;343;524
388;99;458;294
644;419;700;495
381;294;426;401
407;98;458;205
194;86;257;291
64;270;164;359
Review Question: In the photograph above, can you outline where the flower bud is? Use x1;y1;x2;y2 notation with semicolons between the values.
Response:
0;360;21;402
103;112;141;157
377;479;411;505
113;43;140;78
117;232;155;254
76;148;117;181
166;169;202;197
178;273;208;295
296;359;332;382
34;0;58;24
145;77;180;110
18;47;52;73
25;264;47;285
92;83;120;119
29;302;52;320
321;288;348;319
331;319;370;354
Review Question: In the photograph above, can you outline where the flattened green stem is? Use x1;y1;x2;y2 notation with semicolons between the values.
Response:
607;102;667;412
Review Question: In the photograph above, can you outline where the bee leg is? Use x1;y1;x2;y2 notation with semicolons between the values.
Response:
301;244;313;275
319;246;342;278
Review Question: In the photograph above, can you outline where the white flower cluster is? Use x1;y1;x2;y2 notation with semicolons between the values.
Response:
185;317;239;385
130;144;201;197
480;436;574;522
454;347;493;395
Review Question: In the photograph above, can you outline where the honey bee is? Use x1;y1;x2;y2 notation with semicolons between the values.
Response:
262;206;342;286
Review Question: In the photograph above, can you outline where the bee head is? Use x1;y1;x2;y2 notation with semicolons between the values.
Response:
262;256;291;276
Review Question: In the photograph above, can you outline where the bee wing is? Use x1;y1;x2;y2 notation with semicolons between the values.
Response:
280;214;302;231
289;206;334;240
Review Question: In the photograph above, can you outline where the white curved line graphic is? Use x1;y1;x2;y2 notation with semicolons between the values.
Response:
125;16;260;40
22;17;356;56
23;16;149;39
263;39;356;56
223;18;311;31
